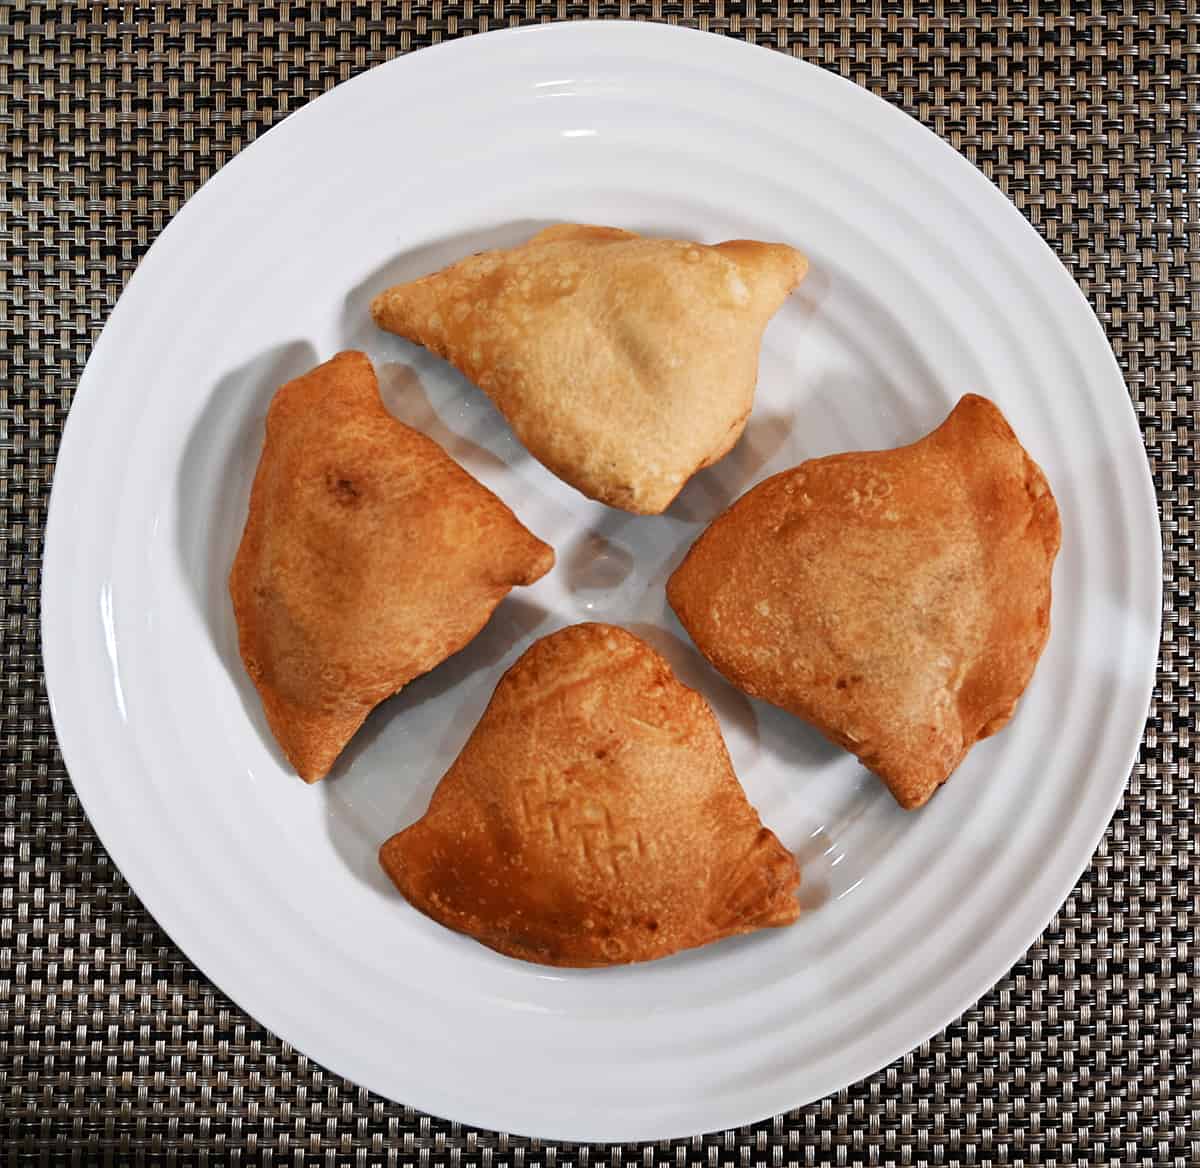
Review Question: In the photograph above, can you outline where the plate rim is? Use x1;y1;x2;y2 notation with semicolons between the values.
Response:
41;19;1163;1141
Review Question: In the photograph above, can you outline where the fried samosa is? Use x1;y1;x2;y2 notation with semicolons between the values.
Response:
230;350;554;782
370;225;807;514
379;623;800;966
667;394;1061;810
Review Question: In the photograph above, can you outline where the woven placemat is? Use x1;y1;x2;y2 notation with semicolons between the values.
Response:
1;3;1195;1165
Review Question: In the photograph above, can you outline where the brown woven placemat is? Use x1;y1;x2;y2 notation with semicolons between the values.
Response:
1;2;1195;1164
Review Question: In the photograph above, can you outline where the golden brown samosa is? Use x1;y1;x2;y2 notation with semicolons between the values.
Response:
379;623;800;966
668;394;1061;810
230;350;554;782
371;225;807;514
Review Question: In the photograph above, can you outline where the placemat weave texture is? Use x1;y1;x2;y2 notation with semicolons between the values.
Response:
1;2;1195;1165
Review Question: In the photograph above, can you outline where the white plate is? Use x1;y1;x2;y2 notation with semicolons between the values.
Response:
43;21;1161;1143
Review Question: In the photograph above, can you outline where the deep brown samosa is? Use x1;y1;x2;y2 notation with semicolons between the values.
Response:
230;350;554;782
668;394;1061;809
380;623;800;966
371;224;807;514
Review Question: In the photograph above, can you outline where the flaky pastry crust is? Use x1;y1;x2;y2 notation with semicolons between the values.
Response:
668;394;1061;809
380;623;800;966
371;224;807;514
230;351;554;782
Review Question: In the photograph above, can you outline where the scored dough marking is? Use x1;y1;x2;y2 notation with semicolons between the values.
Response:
516;772;646;876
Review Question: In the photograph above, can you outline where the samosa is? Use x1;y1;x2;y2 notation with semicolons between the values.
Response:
668;394;1061;809
230;351;554;782
371;224;807;514
380;623;801;966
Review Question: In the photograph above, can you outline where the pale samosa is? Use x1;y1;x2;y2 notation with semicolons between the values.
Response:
371;225;807;514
